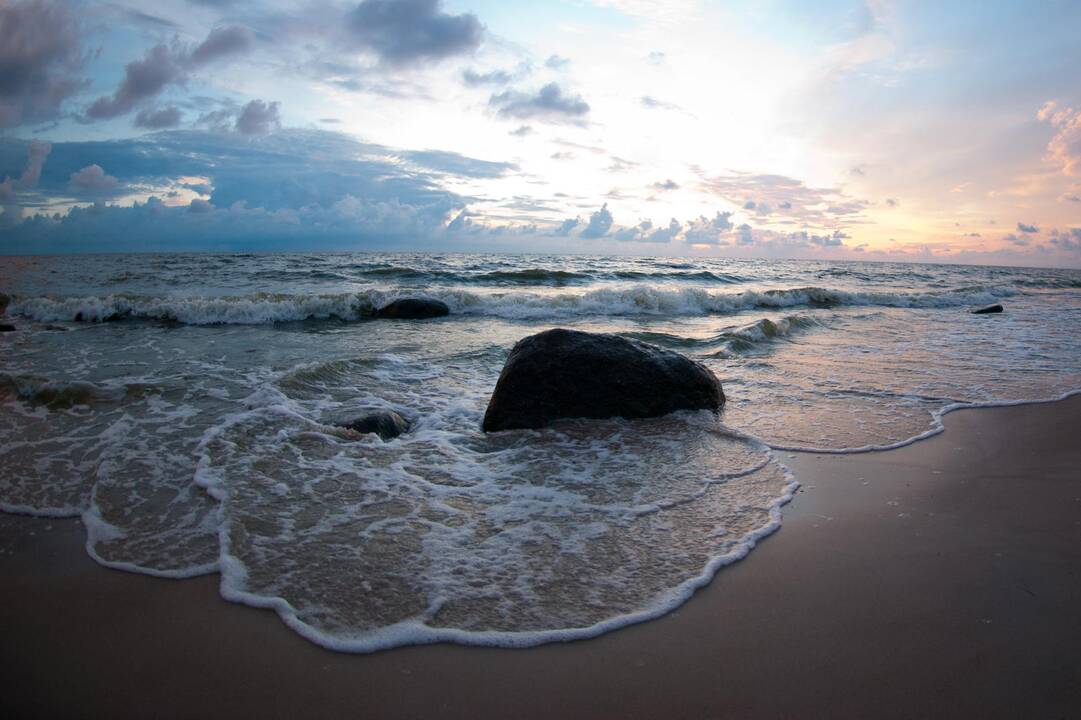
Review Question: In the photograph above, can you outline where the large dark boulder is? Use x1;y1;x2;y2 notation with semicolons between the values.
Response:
340;410;410;441
972;304;1003;314
0;323;15;332
373;298;449;320
483;328;724;432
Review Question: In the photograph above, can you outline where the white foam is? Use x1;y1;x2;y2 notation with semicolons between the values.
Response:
6;283;1021;325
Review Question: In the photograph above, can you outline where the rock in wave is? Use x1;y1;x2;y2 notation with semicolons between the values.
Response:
373;298;450;319
340;410;410;440
972;304;1003;314
483;328;724;432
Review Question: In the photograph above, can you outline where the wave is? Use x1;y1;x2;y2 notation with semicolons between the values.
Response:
5;284;1020;325
0;373;117;407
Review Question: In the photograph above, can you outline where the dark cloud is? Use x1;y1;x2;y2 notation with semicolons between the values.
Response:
234;99;281;135
344;0;483;66
0;138;51;197
651;179;679;191
885;197;898;207
189;25;254;66
1;138;51;219
134;106;183;129
86;44;186;120
1017;221;1039;233
743;200;756;210
0;0;86;128
0;129;469;251
545;54;569;69
509;125;533;137
68;164;120;194
462;68;512;86
86;26;255;122
489;83;589;124
115;7;179;30
580;202;612;238
1003;232;1029;246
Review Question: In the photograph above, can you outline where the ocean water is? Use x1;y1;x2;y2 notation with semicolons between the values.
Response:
2;252;1080;651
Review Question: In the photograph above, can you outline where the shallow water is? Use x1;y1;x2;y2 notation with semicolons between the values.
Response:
2;253;1080;650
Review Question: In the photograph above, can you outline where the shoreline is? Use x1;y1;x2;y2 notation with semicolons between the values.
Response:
3;396;1081;718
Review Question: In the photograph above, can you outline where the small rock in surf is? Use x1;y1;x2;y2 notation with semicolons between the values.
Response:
340;410;410;440
483;328;725;432
372;298;450;319
972;304;1003;314
0;323;15;332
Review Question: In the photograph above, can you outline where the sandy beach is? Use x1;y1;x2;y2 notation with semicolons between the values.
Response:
3;395;1080;719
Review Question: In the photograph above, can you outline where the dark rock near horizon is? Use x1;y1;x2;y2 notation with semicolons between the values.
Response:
373;298;449;319
972;304;1003;314
340;410;410;440
483;328;725;432
0;323;15;332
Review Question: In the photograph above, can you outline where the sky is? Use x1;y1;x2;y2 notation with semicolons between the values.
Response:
1;0;1080;266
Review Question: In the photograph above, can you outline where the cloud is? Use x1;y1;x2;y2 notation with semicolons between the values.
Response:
68;164;120;194
0;0;86;128
885;197;899;207
509;125;533;137
580;203;613;238
189;25;255;66
86;44;187;120
1048;228;1081;251
344;0;483;66
400;149;517;178
640;95;679;111
0;129;472;251
134;106;183;129
234;99;281;135
86;26;255;122
1003;233;1029;246
1037;101;1081;176
554;217;579;236
652;179;679;191
1017;221;1039;233
489;83;589;124
683;211;734;245
545;54;569;69
613;218;681;243
0;138;51;203
462;68;512;86
698;170;869;225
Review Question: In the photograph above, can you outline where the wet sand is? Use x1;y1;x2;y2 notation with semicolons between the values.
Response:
3;396;1080;719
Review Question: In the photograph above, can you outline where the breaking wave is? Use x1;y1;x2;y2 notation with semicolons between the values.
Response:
6;284;1020;325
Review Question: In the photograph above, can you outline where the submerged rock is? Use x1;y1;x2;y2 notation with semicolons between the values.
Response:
972;304;1003;314
340;410;410;440
483;328;725;432
373;298;449;320
0;323;15;332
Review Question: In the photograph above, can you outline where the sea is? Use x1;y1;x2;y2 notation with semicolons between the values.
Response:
2;252;1080;651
